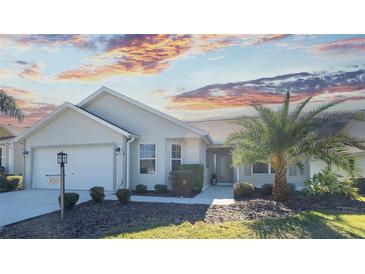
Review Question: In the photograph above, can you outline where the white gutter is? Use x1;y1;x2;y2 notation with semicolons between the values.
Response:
21;141;26;188
126;136;135;189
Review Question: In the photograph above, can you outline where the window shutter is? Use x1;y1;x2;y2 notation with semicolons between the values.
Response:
288;165;297;176
244;164;251;176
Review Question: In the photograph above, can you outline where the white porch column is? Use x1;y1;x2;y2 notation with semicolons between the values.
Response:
236;166;240;182
8;143;14;174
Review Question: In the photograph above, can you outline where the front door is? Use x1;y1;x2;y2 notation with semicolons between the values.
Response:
214;150;234;184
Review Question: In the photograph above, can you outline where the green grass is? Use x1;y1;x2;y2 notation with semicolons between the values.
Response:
106;211;365;239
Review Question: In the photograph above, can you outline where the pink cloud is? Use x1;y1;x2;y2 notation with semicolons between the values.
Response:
17;62;44;80
315;37;365;52
0;86;56;127
56;34;291;81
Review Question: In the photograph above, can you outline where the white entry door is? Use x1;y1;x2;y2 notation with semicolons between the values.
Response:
32;145;114;190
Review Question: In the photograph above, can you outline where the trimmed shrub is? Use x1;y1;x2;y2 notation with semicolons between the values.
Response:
180;164;204;193
169;170;192;196
170;164;204;196
233;182;255;199
6;177;21;191
354;178;365;194
304;167;358;198
116;188;131;204
135;184;148;194
0;175;23;192
287;183;297;193
154;184;168;194
58;192;79;209
89;186;105;202
261;183;273;195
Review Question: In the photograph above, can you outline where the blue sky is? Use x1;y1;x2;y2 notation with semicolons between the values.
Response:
1;34;365;126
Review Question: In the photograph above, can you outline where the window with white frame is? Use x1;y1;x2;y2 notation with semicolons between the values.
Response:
252;162;293;175
139;144;156;174
252;162;269;174
0;147;3;167
171;144;182;171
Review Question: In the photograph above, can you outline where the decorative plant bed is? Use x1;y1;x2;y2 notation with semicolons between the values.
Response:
0;194;364;239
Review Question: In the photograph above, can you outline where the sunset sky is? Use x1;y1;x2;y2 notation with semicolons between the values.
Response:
1;34;365;127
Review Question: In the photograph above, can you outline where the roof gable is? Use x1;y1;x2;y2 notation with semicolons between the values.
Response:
77;87;212;143
16;102;137;142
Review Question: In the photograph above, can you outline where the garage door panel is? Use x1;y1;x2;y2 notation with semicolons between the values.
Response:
32;145;114;190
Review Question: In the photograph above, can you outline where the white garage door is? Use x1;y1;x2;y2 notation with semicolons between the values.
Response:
32;145;114;190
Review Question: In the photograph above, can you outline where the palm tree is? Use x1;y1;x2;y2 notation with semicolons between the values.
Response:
227;91;365;202
0;90;24;121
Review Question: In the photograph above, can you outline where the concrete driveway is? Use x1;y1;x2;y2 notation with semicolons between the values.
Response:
0;190;92;226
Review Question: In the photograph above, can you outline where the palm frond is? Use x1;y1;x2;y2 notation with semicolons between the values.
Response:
0;90;24;121
290;96;312;122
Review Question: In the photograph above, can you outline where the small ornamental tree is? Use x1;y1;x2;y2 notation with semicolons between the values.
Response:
227;91;365;202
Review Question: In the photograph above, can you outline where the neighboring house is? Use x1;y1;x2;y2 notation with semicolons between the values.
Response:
0;124;25;174
14;87;365;191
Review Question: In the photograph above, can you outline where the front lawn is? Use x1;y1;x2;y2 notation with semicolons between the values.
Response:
107;211;365;239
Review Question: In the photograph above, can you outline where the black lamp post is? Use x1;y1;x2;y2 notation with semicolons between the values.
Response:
57;151;67;220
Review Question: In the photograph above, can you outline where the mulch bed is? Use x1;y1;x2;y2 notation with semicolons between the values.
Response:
130;190;197;198
1;194;364;239
207;194;365;223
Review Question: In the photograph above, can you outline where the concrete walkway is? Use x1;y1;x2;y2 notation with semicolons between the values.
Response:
129;186;234;205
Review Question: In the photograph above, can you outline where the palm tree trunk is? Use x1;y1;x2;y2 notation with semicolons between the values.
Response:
272;168;289;202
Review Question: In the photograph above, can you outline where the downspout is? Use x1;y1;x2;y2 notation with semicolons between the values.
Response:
21;141;26;189
235;144;240;183
126;136;135;189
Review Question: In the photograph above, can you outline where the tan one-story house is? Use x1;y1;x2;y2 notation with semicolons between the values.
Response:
3;86;364;191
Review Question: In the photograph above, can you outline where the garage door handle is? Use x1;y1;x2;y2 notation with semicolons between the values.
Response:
45;174;60;177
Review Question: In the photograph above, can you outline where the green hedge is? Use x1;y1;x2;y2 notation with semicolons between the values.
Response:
181;164;204;193
169;164;204;196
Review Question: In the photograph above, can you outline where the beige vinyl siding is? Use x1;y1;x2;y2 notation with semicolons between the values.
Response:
24;108;125;189
13;142;24;174
84;93;204;190
310;153;365;179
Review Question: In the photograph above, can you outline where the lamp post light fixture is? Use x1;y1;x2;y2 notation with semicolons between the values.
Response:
57;151;67;220
57;151;67;165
